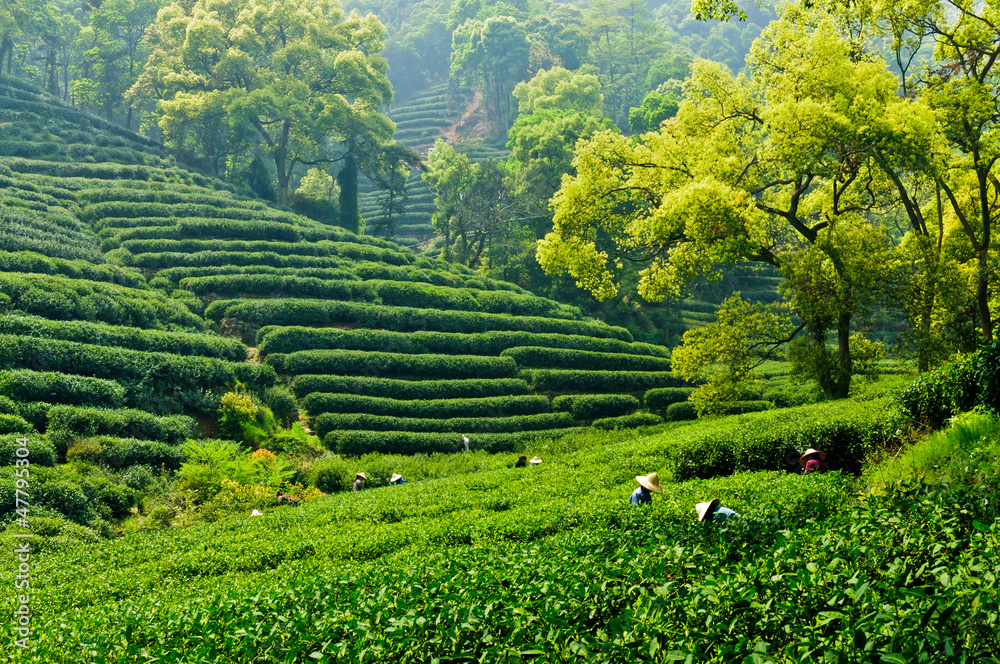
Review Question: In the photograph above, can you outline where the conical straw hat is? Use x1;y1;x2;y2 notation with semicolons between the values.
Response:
636;472;663;494
356;472;367;480
529;456;543;465
695;498;720;522
390;473;402;483
798;448;826;466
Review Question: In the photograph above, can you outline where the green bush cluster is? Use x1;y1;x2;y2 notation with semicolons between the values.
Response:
0;433;56;466
182;273;378;301
664;401;697;421
0;313;245;360
65;436;185;470
0;413;33;434
895;353;979;428
257;326;664;358
304;393;550;419
0;250;144;288
123;251;347;271
47;406;197;445
643;387;693;410
206;299;632;341
0;205;105;263
501;346;672;371
291;375;531;401
268;349;517;380
0;370;125;407
663;398;906;480
551;394;639;420
116;238;413;266
521;369;685;392
330;427;583;456
154;265;357;287
0;334;273;411
0;272;202;330
591;412;663;429
316;411;575;439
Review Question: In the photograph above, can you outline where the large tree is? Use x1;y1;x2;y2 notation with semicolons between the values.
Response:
539;7;903;400
131;0;394;207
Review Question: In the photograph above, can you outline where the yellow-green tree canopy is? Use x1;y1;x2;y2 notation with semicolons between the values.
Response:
131;0;393;206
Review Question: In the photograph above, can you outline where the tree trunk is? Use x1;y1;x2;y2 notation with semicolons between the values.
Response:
338;152;360;233
275;151;289;207
977;249;993;342
833;310;852;399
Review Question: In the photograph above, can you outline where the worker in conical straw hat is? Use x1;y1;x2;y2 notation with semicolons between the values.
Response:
529;456;543;465
353;472;367;492
390;473;404;485
799;448;829;475
695;498;740;521
629;472;663;505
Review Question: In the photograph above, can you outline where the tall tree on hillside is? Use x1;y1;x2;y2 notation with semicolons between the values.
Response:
539;7;905;401
131;0;394;208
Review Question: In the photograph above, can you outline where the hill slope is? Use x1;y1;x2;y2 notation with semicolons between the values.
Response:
0;75;685;455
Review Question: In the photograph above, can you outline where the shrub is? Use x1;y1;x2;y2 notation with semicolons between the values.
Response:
71;436;184;470
591;413;663;430
663;398;907;480
500;347;672;372
521;369;685;392
0;413;33;434
644;387;693;410
0;369;125;407
257;326;666;358
724;400;773;415
895;353;979;428
551;394;640;420
0;250;144;288
664;401;697;421
263;388;299;427
268;350;517;380
0;433;56;466
217;392;277;447
206;299;632;341
975;340;1000;412
311;455;356;493
331;428;584;456
291;375;530;401
47;406;198;445
117;238;413;266
316;411;575;438
303;394;550;419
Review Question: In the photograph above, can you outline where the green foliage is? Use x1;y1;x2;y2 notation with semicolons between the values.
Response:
664;401;698;421
895;353;979;428
217;391;278;448
643;387;693;410
975;340;1000;412
47;406;198;446
268;350;517;380
551;394;639;420
0;413;33;434
316;411;575;438
258;326;664;358
627;89;679;133
304;394;549;420
591;412;663;430
330;427;583;456
310;455;356;493
292;375;531;401
263;388;299;428
65;436;184;470
0;370;125;408
501;346;671;371
0;433;56;466
521;369;685;392
0;250;145;288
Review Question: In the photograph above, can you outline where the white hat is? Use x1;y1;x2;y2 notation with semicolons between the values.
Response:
799;449;826;466
695;499;720;522
529;456;543;465
356;472;367;480
390;473;403;483
250;509;263;517
636;473;663;494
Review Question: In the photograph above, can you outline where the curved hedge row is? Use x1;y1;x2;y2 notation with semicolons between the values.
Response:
330;427;584;456
182;274;378;302
291;375;531;401
0;334;274;410
154;265;358;287
70;436;186;470
521;370;686;392
207;299;632;341
644;387;694;410
662;399;906;480
0;413;34;434
303;393;550;419
0;250;145;288
257;327;666;358
268;350;517;380
501;347;672;372
316;412;574;438
551;394;640;420
0;370;125;407
47;406;198;445
591;413;664;430
0;433;56;466
116;239;413;266
0;313;246;360
122;251;348;271
0;272;203;330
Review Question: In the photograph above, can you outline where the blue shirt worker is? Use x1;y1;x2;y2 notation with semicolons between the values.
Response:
629;472;663;505
390;473;404;485
696;498;740;522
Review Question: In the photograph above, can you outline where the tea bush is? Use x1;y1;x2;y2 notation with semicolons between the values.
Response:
291;375;531;401
522;369;685;392
268;349;517;379
316;411;575;438
330;427;585;455
0;433;56;466
501;346;672;371
47;406;197;445
303;393;550;419
0;369;125;407
644;387;693;410
895;352;979;428
664;401;697;421
551;394;640;420
591;412;663;429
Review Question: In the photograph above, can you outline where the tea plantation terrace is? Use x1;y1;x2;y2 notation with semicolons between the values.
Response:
0;75;689;457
